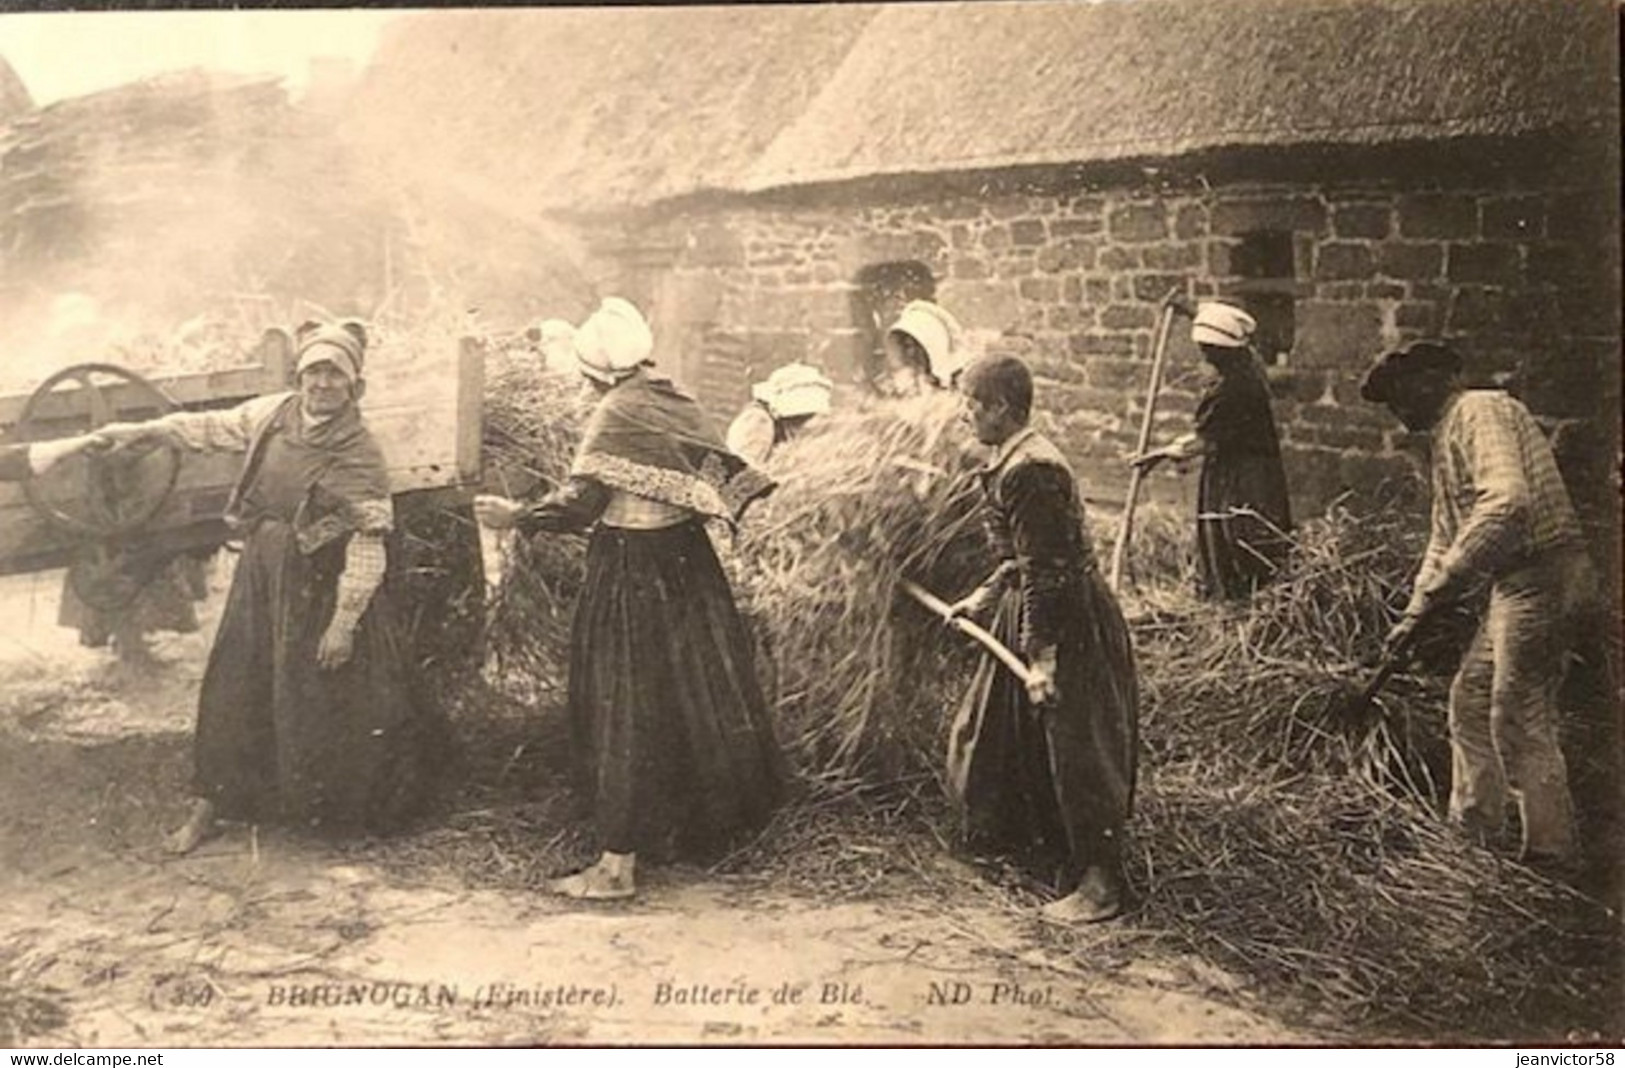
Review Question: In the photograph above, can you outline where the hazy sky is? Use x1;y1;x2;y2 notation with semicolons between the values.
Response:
0;9;405;105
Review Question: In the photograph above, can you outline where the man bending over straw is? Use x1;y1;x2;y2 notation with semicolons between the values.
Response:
1362;340;1599;870
947;355;1140;923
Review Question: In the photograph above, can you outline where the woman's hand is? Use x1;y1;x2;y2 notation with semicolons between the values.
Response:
30;434;108;474
473;494;523;531
1025;647;1060;708
317;619;356;670
946;586;997;627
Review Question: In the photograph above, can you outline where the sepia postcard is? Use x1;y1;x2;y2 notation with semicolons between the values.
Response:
0;1;1618;1050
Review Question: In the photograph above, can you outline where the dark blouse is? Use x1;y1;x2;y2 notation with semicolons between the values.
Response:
1194;353;1283;459
980;431;1099;656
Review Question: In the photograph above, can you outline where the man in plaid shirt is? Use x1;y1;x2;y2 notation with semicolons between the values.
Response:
1362;341;1597;866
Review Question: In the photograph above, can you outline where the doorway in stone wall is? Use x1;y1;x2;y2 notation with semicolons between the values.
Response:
851;260;936;389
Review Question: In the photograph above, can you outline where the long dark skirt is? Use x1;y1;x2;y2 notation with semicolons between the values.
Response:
947;570;1139;887
1197;451;1293;601
567;521;785;861
193;520;447;834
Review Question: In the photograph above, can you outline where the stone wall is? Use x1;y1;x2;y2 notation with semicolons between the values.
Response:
607;144;1620;532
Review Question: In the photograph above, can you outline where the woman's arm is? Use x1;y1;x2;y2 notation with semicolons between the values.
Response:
97;393;290;455
474;477;611;537
317;498;394;669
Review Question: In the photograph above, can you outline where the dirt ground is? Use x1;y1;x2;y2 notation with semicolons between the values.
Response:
0;567;1304;1048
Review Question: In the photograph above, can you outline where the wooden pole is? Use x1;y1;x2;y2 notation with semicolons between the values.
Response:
1109;292;1182;593
900;578;1037;687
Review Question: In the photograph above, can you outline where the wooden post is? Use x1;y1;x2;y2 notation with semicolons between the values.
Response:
258;328;294;389
1109;294;1182;593
456;336;486;486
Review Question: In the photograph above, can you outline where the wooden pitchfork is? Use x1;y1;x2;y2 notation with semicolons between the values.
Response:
900;578;1038;687
1109;288;1191;593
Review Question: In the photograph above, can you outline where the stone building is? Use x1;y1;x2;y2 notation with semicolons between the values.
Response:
356;0;1624;531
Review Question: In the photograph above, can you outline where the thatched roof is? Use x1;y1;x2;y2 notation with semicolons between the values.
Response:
349;0;1614;213
0;70;398;369
745;0;1618;193
348;5;878;215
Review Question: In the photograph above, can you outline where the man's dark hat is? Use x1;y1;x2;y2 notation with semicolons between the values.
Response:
1359;340;1463;404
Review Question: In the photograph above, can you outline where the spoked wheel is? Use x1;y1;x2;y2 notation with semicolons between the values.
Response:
17;363;184;613
17;362;182;539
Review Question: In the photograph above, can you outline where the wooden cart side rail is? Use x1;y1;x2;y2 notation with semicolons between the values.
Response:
456;336;485;485
0;329;293;437
0;330;484;576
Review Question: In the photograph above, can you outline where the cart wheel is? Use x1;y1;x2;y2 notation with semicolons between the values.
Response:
17;362;182;538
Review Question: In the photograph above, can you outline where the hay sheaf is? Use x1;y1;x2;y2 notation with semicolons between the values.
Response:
479;341;595;689
732;393;991;785
1116;762;1614;1040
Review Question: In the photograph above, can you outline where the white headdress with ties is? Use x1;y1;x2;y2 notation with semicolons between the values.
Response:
753;362;834;419
1191;302;1257;349
535;318;580;373
890;300;966;384
572;297;654;385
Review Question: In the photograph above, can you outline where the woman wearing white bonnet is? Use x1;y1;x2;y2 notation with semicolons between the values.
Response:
726;361;834;465
883;299;966;395
570;296;656;384
474;296;784;899
1132;300;1293;600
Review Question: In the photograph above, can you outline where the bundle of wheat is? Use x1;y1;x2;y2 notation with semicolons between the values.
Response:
731;393;994;784
478;341;595;688
1109;762;1617;1041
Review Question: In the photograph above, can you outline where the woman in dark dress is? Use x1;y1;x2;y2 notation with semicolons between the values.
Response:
1134;302;1293;600
947;355;1140;923
475;298;783;900
96;321;446;853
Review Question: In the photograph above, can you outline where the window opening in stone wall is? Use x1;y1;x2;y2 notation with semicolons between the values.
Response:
1231;229;1295;365
851;260;936;388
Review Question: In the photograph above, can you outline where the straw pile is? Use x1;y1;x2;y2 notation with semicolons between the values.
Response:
1112;762;1616;1040
1131;500;1458;795
1081;503;1616;1040
730;473;1616;1039
731;392;991;784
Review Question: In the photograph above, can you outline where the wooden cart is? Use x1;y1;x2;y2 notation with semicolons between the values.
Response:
0;330;488;670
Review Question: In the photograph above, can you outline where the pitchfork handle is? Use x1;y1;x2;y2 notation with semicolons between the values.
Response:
900;578;1039;687
1109;290;1186;592
1360;633;1415;702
